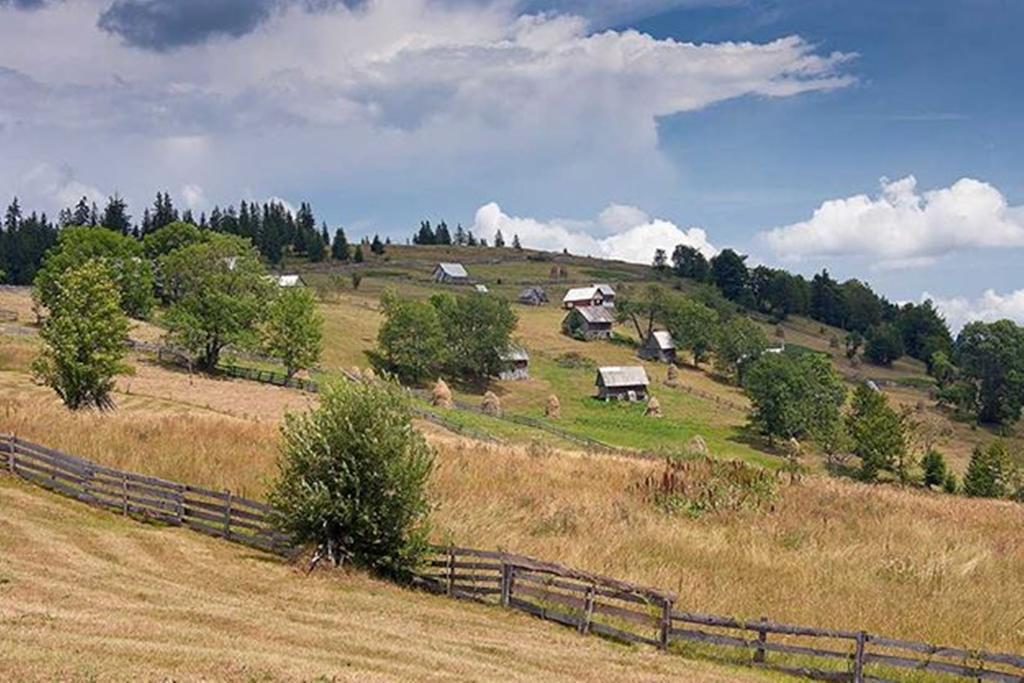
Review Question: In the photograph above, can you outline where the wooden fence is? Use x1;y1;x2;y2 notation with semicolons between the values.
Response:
414;546;1024;683
0;434;292;556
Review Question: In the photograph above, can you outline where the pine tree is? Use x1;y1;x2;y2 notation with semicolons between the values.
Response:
435;221;451;245
512;233;522;250
963;442;1011;498
371;234;385;255
72;196;92;226
100;194;132;234
494;229;505;248
354;244;365;263
4;197;22;232
454;223;466;245
332;228;350;261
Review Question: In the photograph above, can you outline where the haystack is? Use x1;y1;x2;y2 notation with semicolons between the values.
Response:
644;395;663;418
687;435;709;457
545;394;561;419
665;364;679;387
431;379;453;409
481;391;502;416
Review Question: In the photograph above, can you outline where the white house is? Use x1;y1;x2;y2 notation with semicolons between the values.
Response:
562;283;616;309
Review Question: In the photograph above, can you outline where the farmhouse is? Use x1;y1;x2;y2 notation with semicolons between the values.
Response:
562;283;616;309
432;262;470;284
638;330;676;363
518;286;548;306
595;366;650;401
498;346;529;381
562;305;615;340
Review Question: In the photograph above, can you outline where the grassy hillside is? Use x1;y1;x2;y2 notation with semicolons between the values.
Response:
0;359;1020;658
0;476;775;682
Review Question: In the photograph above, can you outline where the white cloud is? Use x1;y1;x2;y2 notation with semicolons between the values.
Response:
472;201;716;263
22;162;104;208
760;176;1024;267
928;289;1024;334
0;0;854;214
181;183;206;211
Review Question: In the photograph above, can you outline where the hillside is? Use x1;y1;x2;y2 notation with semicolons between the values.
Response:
0;476;777;682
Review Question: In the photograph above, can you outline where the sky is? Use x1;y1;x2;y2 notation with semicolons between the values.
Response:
1;0;1022;331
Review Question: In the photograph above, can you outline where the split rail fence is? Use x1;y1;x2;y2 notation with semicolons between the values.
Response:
414;546;1024;683
4;435;1021;682
0;434;291;555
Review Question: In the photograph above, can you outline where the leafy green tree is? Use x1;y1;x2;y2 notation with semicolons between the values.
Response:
839;279;882;333
161;234;273;370
847;384;906;481
928;350;956;389
142;220;206;259
709;248;750;303
262;288;323;378
671;244;710;281
35;226;154;318
652;248;668;271
664;296;719;366
430;291;518;382
376;291;445;384
269;379;434;576
844;331;864;360
353;244;365;263
714;316;768;383
615;285;672;341
954;320;1024;424
864;323;905;366
32;261;129;410
921;449;948;489
963;441;1012;498
743;353;845;446
810;269;846;328
897;300;952;364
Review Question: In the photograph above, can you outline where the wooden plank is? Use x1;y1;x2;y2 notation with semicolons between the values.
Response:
588;620;662;648
508;596;582;630
11;456;89;486
672;611;860;641
435;547;508;560
426;560;503;571
669;628;852;662
508;556;673;602
13;438;92;467
868;636;1024;670
89;475;183;501
863;652;1020;682
13;465;89;501
513;569;653;606
184;506;273;533
421;572;501;584
184;517;228;539
12;445;92;476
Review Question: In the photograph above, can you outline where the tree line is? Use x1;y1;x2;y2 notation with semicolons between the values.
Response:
411;220;522;250
654;245;1024;427
0;193;380;285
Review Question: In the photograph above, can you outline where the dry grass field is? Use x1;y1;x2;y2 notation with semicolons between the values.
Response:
0;360;1021;659
0;476;776;683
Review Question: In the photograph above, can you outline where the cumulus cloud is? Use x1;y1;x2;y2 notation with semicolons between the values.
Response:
180;183;206;210
472;201;716;263
928;289;1024;334
760;176;1024;267
22;162;105;208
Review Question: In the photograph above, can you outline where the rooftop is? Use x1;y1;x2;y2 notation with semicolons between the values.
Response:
596;366;650;388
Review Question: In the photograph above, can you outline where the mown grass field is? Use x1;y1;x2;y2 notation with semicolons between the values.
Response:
0;476;777;683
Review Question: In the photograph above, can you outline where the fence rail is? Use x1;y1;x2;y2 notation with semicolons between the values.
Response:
0;434;292;556
413;546;1024;683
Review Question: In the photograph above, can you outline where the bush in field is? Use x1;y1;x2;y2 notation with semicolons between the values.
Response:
262;288;323;378
921;449;948;489
639;455;777;517
32;260;129;410
269;379;434;576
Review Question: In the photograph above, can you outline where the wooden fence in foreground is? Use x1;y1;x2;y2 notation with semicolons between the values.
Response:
2;433;1021;682
0;434;292;555
414;547;1024;683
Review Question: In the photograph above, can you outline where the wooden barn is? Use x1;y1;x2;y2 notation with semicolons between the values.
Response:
432;262;470;284
498;346;530;381
595;366;650;401
562;283;616;309
562;305;614;340
638;330;676;363
518;286;548;306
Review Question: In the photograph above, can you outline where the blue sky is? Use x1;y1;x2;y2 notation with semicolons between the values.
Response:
1;0;1022;329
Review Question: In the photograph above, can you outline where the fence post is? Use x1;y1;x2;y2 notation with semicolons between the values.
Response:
500;561;513;607
121;473;129;516
658;597;673;651
754;616;767;663
445;545;455;597
579;584;596;636
5;434;14;475
224;490;233;539
853;631;866;683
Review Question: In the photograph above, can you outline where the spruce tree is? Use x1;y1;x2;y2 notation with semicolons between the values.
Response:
494;229;505;248
512;233;522;250
100;194;132;234
71;196;92;226
332;228;350;261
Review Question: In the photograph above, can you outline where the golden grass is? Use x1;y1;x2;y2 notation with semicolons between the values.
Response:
428;434;1024;655
0;477;775;683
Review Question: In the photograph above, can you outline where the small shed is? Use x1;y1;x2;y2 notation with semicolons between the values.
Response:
595;366;650;401
518;286;548;306
498;346;529;381
475;284;490;294
276;274;306;288
638;330;676;363
562;305;615;341
433;262;469;284
594;283;616;307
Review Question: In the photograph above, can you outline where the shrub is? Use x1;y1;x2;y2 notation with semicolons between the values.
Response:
963;441;1013;498
638;455;777;517
269;379;434;577
865;323;905;366
921;449;948;488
